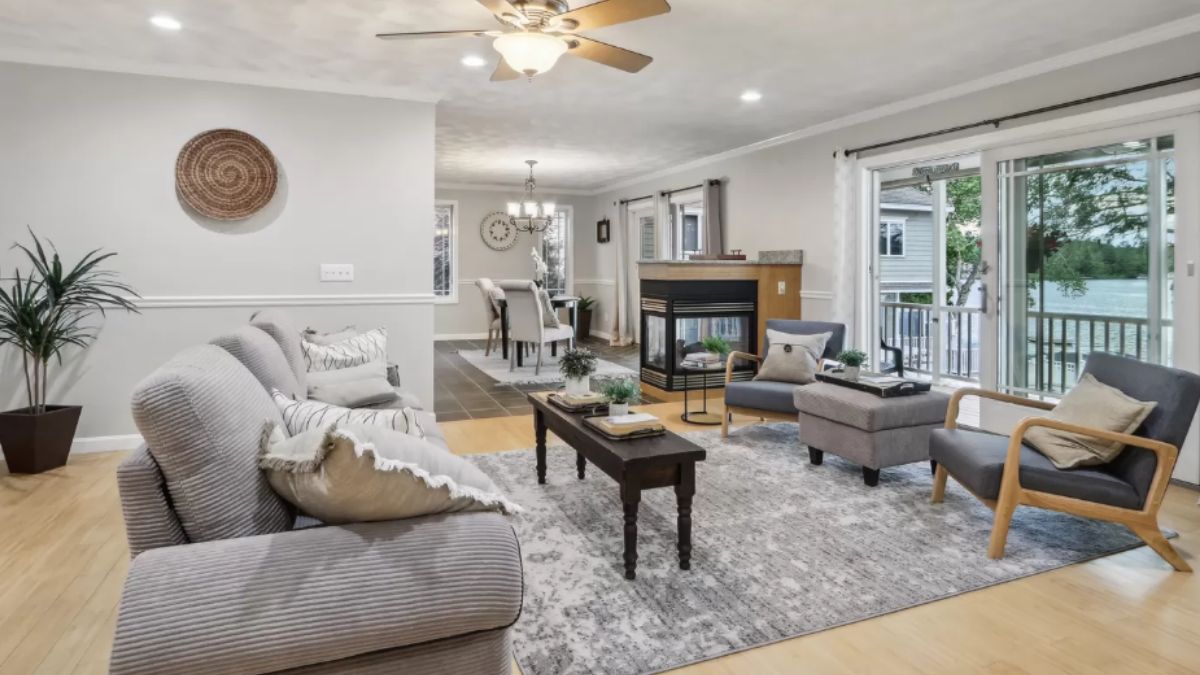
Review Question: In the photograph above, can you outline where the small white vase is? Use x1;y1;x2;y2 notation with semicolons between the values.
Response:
844;366;861;381
609;402;630;417
565;375;590;396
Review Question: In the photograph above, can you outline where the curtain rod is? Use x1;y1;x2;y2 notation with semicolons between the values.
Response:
616;179;720;205
838;71;1200;158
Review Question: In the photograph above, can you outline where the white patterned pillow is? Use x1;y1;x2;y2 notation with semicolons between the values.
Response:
302;327;387;372
271;389;425;439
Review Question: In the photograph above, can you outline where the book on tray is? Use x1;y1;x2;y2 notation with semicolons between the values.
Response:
589;412;664;437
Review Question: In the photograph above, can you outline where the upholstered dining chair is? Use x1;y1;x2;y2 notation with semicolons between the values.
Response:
722;319;846;438
475;278;503;356
497;280;574;375
930;352;1200;571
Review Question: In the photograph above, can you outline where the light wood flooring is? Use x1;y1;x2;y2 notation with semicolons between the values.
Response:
2;400;1199;675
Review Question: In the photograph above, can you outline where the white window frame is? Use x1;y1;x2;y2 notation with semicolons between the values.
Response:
879;217;906;257
433;199;459;304
668;188;704;260
537;205;574;296
628;199;657;261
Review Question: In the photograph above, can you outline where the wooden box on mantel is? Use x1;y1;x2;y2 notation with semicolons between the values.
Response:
637;258;804;368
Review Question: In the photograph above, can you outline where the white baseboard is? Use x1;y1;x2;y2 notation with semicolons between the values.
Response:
72;434;142;454
435;332;490;341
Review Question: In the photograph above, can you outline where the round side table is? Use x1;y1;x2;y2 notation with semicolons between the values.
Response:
680;363;724;425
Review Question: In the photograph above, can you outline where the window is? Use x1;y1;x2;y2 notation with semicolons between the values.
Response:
539;206;572;297
669;190;704;260
879;219;905;256
628;201;656;260
433;200;458;302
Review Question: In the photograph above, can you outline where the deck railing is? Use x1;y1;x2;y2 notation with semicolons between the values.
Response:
878;302;1168;393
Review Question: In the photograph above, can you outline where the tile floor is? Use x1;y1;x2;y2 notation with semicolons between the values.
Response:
433;337;644;421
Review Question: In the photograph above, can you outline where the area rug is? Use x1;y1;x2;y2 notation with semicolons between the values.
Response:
470;424;1170;675
457;348;637;385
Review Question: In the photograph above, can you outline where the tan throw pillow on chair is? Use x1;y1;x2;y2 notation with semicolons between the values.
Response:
754;330;831;385
259;423;520;525
1024;373;1157;469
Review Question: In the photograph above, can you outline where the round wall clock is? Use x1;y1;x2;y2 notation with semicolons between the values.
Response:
480;211;518;251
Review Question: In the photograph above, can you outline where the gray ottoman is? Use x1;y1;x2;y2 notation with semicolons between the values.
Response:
793;383;950;486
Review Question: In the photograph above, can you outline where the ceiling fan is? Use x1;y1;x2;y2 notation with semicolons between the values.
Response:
376;0;671;80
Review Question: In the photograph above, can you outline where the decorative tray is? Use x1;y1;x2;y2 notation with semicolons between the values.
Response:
547;393;609;415
582;414;667;441
815;371;931;398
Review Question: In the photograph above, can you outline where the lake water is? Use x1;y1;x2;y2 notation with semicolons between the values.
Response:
1036;277;1157;318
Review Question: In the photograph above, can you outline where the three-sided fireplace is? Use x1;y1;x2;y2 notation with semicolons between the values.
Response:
640;279;757;392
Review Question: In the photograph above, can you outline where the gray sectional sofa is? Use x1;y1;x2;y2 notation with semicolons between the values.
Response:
110;312;522;674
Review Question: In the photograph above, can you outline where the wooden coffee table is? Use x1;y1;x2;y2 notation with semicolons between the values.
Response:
529;393;707;580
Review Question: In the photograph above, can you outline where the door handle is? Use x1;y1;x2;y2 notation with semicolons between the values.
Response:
980;282;988;314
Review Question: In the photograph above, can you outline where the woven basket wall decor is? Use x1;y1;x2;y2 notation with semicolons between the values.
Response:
175;129;278;221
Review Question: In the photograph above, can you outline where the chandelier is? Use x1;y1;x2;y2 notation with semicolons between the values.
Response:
507;160;556;233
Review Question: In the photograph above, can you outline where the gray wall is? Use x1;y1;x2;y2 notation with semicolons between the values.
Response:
0;62;436;446
582;33;1200;335
433;187;598;338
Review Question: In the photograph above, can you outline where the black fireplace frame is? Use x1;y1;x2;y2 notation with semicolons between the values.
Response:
639;279;758;392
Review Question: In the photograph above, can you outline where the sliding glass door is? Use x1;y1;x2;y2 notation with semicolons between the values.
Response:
992;128;1177;396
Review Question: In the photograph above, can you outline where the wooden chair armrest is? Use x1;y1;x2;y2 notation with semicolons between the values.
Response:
945;387;1055;429
725;351;761;384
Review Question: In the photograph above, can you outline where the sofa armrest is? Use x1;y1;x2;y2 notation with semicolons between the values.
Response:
110;512;523;675
117;445;189;557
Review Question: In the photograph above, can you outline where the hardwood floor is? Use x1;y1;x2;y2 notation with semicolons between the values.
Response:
2;400;1198;674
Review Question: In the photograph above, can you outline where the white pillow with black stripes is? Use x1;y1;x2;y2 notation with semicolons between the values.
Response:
302;327;387;372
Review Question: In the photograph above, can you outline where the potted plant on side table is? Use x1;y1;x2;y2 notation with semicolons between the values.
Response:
576;296;596;340
700;335;732;363
0;229;139;474
602;379;640;417
559;347;598;396
836;349;868;382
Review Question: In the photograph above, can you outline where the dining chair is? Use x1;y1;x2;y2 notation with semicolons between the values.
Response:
475;278;503;356
497;280;574;375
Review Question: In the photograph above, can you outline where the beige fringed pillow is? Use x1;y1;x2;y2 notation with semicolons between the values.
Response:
260;423;520;525
1025;374;1157;469
754;330;831;385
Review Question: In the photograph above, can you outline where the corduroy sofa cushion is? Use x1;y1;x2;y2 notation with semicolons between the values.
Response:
130;345;294;543
211;325;306;400
251;308;308;391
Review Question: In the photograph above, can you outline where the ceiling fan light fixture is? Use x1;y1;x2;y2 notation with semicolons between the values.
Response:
493;32;568;77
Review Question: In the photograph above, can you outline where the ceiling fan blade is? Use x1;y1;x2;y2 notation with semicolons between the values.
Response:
491;59;522;82
552;0;671;32
376;29;492;40
565;36;653;73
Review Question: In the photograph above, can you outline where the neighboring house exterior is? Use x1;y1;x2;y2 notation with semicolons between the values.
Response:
878;185;934;300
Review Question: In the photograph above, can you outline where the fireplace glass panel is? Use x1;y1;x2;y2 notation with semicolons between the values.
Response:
675;316;750;367
645;315;667;368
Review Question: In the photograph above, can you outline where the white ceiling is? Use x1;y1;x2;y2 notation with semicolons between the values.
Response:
3;1;1200;190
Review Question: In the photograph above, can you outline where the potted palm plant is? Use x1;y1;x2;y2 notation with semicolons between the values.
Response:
0;229;139;473
559;347;598;396
602;378;640;417
576;296;596;340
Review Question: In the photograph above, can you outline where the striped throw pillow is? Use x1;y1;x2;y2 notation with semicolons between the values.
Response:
302;327;387;372
271;390;425;439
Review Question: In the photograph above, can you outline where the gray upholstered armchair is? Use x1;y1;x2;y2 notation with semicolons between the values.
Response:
930;352;1200;571
722;319;846;438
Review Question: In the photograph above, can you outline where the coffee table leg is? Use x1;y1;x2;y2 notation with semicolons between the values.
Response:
676;462;695;571
622;486;640;580
534;409;547;485
576;451;586;480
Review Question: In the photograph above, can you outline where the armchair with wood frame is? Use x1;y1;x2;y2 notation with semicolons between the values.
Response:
722;319;846;438
929;351;1200;572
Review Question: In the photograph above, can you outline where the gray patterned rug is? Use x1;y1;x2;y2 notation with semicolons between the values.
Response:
471;424;1163;675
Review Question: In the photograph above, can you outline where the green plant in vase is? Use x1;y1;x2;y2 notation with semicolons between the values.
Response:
559;347;598;396
602;378;640;417
836;349;869;381
700;334;731;360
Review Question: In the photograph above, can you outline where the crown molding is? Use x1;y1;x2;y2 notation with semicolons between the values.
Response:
589;14;1200;195
436;182;595;196
0;48;443;103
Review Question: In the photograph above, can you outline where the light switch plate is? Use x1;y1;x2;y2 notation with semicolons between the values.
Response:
320;263;354;282
777;281;787;295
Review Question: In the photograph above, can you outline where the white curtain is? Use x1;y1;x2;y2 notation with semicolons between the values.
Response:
610;204;635;346
831;151;861;345
655;192;671;260
702;179;724;255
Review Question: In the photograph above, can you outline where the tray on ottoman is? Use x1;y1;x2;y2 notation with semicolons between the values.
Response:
815;371;931;397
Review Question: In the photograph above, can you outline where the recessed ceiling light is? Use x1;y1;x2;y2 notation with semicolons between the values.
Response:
149;15;182;31
461;54;487;68
740;90;763;103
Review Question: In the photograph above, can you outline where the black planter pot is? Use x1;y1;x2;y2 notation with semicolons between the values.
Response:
0;405;82;474
577;309;593;341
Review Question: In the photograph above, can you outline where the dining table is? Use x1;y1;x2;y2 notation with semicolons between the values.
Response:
496;294;580;366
